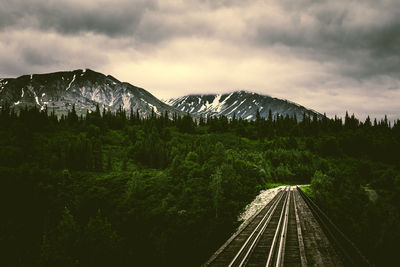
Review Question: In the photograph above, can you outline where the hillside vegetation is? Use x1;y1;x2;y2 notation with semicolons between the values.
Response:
0;104;399;266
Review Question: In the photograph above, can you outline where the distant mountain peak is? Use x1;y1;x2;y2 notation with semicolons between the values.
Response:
0;69;182;117
1;70;322;120
167;91;322;121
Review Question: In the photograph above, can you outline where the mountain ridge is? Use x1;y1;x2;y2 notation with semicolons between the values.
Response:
166;91;322;121
1;69;322;120
0;68;182;117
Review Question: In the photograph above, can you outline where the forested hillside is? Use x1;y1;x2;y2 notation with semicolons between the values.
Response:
1;104;399;266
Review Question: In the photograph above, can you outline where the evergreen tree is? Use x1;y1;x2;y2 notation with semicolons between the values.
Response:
210;168;223;218
41;208;80;266
106;153;112;171
80;210;121;266
93;139;103;172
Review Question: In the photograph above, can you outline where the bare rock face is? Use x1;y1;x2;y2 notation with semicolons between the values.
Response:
166;91;323;121
0;69;181;117
1;69;323;120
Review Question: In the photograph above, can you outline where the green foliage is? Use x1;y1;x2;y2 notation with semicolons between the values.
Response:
40;208;80;266
266;183;288;189
310;160;400;266
0;105;399;266
40;208;121;266
299;185;313;197
311;170;334;204
210;168;223;218
80;211;121;266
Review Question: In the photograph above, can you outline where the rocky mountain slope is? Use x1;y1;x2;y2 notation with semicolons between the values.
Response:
0;70;322;120
0;69;180;117
166;91;322;121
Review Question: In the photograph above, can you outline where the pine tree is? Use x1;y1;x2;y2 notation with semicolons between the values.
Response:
122;156;128;171
268;109;273;122
93;139;103;172
210;168;223;218
68;104;78;124
106;153;112;171
81;210;121;266
40;207;80;266
256;108;261;122
199;115;205;126
364;116;372;128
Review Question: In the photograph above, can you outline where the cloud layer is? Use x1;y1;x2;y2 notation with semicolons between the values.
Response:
1;0;400;120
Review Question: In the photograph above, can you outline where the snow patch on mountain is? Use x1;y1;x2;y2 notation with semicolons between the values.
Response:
122;92;131;110
109;92;116;106
0;69;185;117
33;91;39;105
91;88;102;103
66;74;76;91
229;99;246;115
167;91;323;121
148;103;160;115
211;94;222;112
198;103;206;112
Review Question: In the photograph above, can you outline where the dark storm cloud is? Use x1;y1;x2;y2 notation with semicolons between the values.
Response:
22;46;58;66
0;0;156;37
0;29;109;77
2;0;400;60
253;0;400;79
1;0;400;81
1;0;400;119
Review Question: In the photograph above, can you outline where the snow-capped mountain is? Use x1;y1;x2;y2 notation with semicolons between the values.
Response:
0;70;323;121
166;91;322;121
0;69;181;116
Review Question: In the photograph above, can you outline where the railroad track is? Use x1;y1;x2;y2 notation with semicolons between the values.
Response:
296;186;372;267
205;186;307;267
204;185;372;267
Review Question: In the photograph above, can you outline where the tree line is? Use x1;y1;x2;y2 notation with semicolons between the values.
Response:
0;103;399;266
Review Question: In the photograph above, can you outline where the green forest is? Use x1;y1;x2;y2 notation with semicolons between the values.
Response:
1;104;399;266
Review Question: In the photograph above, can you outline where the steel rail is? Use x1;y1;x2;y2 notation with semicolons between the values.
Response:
293;188;308;267
236;189;286;267
203;188;284;267
228;187;287;267
275;187;291;267
265;187;290;267
228;187;285;267
296;186;372;267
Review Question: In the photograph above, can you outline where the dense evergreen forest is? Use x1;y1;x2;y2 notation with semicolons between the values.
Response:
1;103;399;266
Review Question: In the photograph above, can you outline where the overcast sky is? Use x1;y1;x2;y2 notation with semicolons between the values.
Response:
1;0;400;120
